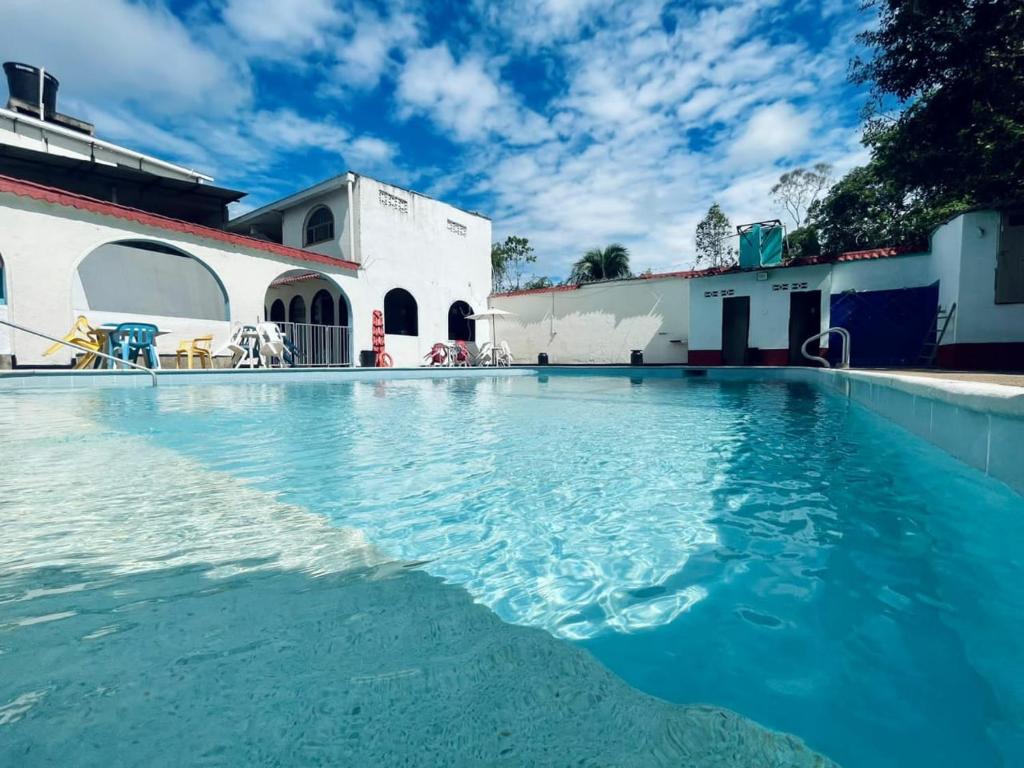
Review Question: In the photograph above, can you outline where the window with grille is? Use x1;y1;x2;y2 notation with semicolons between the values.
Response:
304;206;334;246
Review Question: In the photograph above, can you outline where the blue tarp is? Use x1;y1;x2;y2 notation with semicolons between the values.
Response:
739;224;761;268
760;225;783;267
828;282;939;367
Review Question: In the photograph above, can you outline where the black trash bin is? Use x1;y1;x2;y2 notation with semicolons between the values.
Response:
359;350;376;368
537;352;549;365
630;349;644;366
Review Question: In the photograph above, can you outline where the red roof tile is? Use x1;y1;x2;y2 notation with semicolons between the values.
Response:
836;246;914;262
0;174;359;272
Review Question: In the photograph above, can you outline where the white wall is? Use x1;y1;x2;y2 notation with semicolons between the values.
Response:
280;187;352;263
0;196;364;366
950;211;1024;344
689;264;831;355
490;276;690;364
350;176;492;367
831;253;932;294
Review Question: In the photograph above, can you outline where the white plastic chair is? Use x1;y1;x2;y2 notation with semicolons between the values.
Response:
498;340;514;367
475;341;495;366
213;323;257;368
257;322;286;368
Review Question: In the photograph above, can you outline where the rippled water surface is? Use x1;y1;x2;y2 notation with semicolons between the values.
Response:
2;372;1023;767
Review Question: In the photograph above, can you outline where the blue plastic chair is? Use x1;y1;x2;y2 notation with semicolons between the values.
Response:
107;323;161;369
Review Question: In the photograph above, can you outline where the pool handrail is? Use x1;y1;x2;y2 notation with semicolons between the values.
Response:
801;327;851;369
0;317;158;387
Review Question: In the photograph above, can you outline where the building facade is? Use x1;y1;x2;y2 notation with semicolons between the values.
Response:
0;70;492;370
688;210;1024;370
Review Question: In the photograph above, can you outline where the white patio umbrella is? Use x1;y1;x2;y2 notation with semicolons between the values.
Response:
465;308;516;354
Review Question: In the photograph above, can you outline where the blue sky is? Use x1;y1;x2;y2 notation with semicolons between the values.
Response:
3;0;872;278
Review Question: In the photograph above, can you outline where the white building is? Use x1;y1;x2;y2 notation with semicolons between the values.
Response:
0;64;491;369
491;209;1024;371
226;174;491;367
688;210;1024;370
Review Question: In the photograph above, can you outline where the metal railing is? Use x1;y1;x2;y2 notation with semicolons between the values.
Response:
801;327;851;369
275;321;351;367
0;317;158;386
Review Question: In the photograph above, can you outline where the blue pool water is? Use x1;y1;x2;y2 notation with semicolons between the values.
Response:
2;372;1022;766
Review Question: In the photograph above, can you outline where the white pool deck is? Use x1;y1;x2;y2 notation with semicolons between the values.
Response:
1;365;1021;495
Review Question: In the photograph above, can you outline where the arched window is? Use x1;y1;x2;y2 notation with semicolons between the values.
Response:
0;254;6;305
338;294;350;327
270;299;285;322
448;301;475;341
311;289;335;325
384;288;418;336
289;295;307;323
304;205;334;246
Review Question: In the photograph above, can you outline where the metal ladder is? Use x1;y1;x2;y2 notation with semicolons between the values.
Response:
916;302;956;368
801;327;851;369
0;317;158;387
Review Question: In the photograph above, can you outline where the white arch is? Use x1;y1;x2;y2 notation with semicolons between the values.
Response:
264;268;354;366
71;237;230;321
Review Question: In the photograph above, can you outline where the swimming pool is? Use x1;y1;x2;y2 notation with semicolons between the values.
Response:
2;370;1022;766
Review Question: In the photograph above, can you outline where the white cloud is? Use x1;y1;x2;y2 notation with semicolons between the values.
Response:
396;44;552;145
221;0;343;52
0;0;250;116
328;9;420;92
348;136;397;164
729;102;815;165
248;109;349;153
0;0;870;273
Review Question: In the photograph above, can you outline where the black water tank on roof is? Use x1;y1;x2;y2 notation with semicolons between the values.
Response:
3;62;59;115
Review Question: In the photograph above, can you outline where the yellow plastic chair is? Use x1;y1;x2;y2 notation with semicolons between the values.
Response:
43;315;103;369
175;335;214;369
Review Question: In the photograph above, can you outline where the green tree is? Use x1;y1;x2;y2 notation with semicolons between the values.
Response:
694;203;736;269
807;161;962;255
770;164;833;229
568;244;631;284
491;236;537;292
852;0;1024;206
784;225;821;260
522;276;554;290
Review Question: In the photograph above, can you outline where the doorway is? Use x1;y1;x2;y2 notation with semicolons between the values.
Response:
788;290;821;364
721;296;750;365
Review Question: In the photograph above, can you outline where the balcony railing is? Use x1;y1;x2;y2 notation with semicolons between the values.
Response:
275;321;351;367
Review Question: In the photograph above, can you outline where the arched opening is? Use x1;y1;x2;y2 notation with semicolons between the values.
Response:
304;205;335;246
311;289;335;326
384;288;418;336
73;240;229;321
264;270;352;367
270;299;286;322
338;294;350;327
448;301;475;341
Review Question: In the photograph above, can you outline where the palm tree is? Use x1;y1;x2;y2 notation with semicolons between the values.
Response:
568;244;631;284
